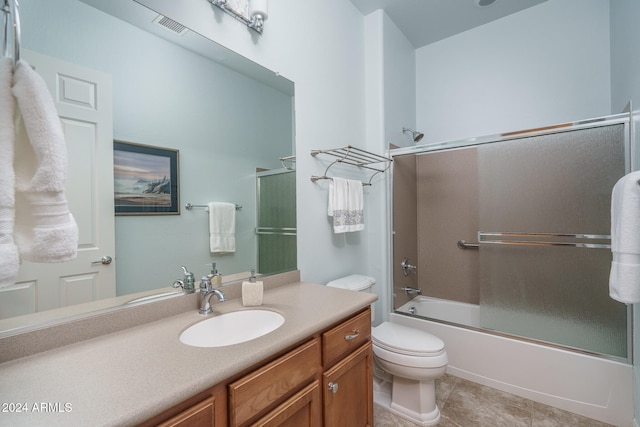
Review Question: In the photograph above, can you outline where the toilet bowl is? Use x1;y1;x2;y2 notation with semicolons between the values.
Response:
372;321;448;426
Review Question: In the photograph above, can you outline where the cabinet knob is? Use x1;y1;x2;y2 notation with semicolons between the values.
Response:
328;382;339;394
344;329;359;341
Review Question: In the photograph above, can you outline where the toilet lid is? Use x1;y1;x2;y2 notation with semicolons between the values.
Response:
372;322;445;357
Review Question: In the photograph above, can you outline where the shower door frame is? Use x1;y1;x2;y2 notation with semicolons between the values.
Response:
387;111;637;363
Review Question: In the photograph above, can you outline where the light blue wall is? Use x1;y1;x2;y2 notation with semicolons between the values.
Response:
19;0;293;294
362;10;416;324
611;0;640;113
136;0;371;288
415;0;612;144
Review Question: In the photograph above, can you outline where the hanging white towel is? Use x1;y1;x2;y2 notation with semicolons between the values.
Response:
328;177;364;233
208;202;236;253
609;170;640;304
0;57;19;288
12;60;78;263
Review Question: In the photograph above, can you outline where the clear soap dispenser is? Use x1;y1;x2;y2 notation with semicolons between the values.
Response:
208;263;222;287
242;268;263;306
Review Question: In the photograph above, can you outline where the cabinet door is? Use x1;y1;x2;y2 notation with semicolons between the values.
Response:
251;381;321;427
156;396;215;427
323;342;373;427
229;339;320;426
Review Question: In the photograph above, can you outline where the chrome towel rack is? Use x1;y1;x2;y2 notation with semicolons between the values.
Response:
310;145;392;185
2;0;20;63
185;203;242;211
478;231;611;249
279;155;296;170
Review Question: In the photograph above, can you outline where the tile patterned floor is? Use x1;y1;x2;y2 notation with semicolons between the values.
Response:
373;374;615;427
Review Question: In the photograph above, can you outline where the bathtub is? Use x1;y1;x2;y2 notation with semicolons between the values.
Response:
391;297;633;427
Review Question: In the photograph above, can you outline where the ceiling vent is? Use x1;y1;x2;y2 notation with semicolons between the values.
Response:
152;15;189;36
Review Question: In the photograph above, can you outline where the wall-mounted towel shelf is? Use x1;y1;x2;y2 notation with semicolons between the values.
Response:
310;145;392;185
185;202;242;211
279;155;296;170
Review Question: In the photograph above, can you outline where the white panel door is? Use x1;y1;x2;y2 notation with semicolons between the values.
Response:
0;50;115;319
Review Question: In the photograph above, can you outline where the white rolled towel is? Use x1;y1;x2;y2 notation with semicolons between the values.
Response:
0;57;19;288
12;60;78;263
609;170;640;304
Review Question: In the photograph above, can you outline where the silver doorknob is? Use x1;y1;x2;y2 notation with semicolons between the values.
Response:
328;382;339;393
92;256;113;265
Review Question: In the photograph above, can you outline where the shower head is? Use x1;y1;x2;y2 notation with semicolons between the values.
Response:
403;127;424;143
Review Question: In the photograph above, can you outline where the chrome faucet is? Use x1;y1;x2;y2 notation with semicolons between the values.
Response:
199;276;226;315
401;257;417;276
400;287;422;295
172;265;196;293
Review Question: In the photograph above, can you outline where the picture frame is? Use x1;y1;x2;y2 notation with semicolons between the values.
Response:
113;140;180;215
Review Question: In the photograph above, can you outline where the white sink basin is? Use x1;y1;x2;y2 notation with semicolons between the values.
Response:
179;310;285;348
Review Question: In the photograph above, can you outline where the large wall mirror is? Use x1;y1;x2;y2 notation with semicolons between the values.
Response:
0;0;295;333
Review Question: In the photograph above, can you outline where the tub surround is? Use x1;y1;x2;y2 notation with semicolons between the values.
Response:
0;274;377;426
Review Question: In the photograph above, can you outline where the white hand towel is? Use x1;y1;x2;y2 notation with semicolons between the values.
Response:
0;57;20;288
208;202;236;253
609;171;640;304
12;60;78;263
328;177;364;233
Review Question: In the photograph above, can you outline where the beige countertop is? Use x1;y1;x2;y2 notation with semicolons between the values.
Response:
0;282;377;427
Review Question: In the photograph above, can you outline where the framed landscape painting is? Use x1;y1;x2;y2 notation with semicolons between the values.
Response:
113;140;179;215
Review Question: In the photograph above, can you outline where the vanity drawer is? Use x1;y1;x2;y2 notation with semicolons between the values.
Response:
228;338;320;426
322;308;371;367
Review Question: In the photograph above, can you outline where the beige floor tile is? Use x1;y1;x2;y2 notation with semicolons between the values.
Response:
532;401;614;427
373;375;614;427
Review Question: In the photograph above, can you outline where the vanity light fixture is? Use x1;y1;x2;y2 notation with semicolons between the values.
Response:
208;0;269;34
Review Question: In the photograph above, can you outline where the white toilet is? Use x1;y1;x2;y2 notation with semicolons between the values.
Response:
327;275;448;427
372;322;447;426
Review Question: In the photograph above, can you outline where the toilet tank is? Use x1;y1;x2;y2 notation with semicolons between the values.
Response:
327;274;376;320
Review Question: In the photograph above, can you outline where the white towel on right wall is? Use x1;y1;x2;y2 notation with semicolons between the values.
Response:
328;177;364;233
609;170;640;304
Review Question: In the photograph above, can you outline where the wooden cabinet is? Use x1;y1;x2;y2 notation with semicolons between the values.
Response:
321;309;373;427
322;309;371;367
323;342;373;427
252;381;321;427
156;396;216;427
145;308;372;427
228;339;320;426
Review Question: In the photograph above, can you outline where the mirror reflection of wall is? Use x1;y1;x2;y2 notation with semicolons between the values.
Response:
7;0;294;320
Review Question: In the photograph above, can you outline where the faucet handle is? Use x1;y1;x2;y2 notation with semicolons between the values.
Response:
177;266;196;293
200;276;212;291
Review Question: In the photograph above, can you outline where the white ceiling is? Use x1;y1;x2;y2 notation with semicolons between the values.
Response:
347;0;548;48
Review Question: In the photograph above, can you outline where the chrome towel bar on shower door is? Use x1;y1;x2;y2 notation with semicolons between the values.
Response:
477;231;611;249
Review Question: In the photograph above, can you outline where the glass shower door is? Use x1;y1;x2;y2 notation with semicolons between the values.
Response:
477;124;628;357
256;169;296;275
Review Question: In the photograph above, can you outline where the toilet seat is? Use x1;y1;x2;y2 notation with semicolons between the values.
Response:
372;322;445;357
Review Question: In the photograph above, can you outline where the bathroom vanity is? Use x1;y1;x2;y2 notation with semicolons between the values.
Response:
0;274;376;427
148;308;372;426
